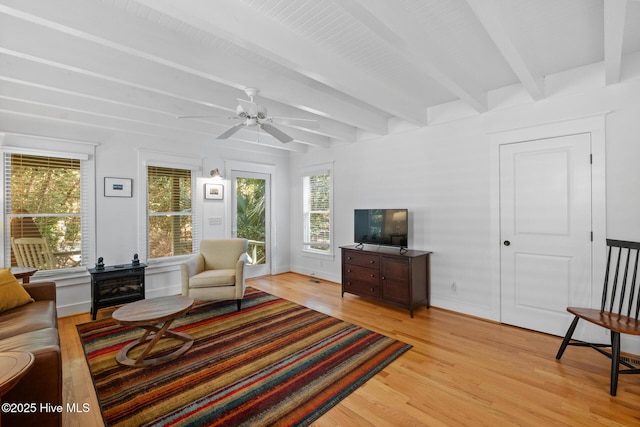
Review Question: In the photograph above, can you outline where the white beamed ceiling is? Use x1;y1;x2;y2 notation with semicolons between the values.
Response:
1;0;639;153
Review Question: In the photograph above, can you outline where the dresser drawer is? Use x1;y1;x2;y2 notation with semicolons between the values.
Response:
343;251;379;268
344;281;380;297
344;264;379;284
343;276;380;298
344;264;380;297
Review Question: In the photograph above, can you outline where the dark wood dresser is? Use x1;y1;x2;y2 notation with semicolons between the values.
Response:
341;245;431;317
89;263;146;320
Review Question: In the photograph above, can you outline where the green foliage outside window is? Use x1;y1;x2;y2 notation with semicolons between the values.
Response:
8;154;82;269
236;177;266;265
304;172;331;252
147;166;192;258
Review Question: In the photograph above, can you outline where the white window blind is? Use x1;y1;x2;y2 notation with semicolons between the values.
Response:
303;164;332;254
147;165;194;259
4;153;88;272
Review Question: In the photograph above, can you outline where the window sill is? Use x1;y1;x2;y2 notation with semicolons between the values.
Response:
145;255;193;272
30;268;90;287
147;255;191;264
302;249;334;260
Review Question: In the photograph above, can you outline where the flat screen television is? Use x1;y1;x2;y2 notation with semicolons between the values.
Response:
354;209;408;248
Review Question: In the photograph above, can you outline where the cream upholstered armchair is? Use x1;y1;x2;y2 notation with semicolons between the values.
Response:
181;238;249;310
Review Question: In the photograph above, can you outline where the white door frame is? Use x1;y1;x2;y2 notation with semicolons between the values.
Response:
489;113;607;325
224;160;277;277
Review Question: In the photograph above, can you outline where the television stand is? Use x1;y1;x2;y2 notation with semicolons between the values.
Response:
341;245;431;317
354;243;407;254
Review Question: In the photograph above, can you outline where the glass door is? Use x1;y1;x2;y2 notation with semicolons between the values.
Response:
231;171;271;278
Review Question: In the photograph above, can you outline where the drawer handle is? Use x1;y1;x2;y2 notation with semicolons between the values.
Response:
369;260;375;264
381;276;385;280
347;269;352;273
370;287;375;292
370;274;375;278
347;256;352;260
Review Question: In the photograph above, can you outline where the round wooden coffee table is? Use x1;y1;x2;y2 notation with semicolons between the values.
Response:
112;296;194;368
0;351;34;396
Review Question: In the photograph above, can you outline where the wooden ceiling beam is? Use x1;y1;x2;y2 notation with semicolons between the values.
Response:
0;17;324;148
0;76;313;152
604;0;628;85
0;100;308;153
0;0;373;138
466;0;544;101
348;0;488;113
133;0;424;126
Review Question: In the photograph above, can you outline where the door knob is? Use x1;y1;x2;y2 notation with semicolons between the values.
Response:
503;240;511;246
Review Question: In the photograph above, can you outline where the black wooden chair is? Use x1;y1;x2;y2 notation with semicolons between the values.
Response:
556;239;640;395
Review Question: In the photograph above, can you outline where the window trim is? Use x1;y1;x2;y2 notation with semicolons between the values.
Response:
302;162;334;257
1;137;96;279
147;165;194;260
137;149;202;265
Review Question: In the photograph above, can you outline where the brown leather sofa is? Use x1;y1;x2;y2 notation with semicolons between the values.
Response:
0;281;61;427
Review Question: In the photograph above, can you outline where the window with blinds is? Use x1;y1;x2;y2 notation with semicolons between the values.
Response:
5;153;83;270
147;165;193;258
303;166;332;253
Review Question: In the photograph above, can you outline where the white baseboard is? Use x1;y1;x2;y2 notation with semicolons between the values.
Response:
289;265;340;284
57;284;182;318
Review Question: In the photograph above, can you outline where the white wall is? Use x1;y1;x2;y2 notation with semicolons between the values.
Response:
289;66;640;324
289;116;495;315
50;134;290;316
4;60;640;327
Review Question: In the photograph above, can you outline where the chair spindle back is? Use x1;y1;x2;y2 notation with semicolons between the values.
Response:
602;239;640;319
11;237;57;270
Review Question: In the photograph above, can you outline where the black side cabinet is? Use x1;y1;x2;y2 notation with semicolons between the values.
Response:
89;263;146;319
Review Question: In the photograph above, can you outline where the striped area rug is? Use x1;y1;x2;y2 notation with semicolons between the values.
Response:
77;287;412;426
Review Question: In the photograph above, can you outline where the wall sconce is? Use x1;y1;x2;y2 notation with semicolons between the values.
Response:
210;168;223;180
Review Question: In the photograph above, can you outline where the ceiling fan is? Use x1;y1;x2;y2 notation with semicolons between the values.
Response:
178;88;317;144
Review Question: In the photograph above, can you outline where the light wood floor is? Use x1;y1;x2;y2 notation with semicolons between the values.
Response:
59;273;640;426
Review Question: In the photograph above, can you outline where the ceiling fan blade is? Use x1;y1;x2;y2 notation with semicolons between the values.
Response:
217;123;245;139
177;114;241;121
259;123;294;143
271;117;319;128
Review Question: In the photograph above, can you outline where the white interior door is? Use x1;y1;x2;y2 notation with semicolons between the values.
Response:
500;133;592;337
231;171;271;278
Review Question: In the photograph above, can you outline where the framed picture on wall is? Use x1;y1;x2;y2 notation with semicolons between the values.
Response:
205;183;224;200
104;177;133;197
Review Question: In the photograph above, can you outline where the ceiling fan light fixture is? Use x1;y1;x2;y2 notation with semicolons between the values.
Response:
210;86;312;143
256;105;267;118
